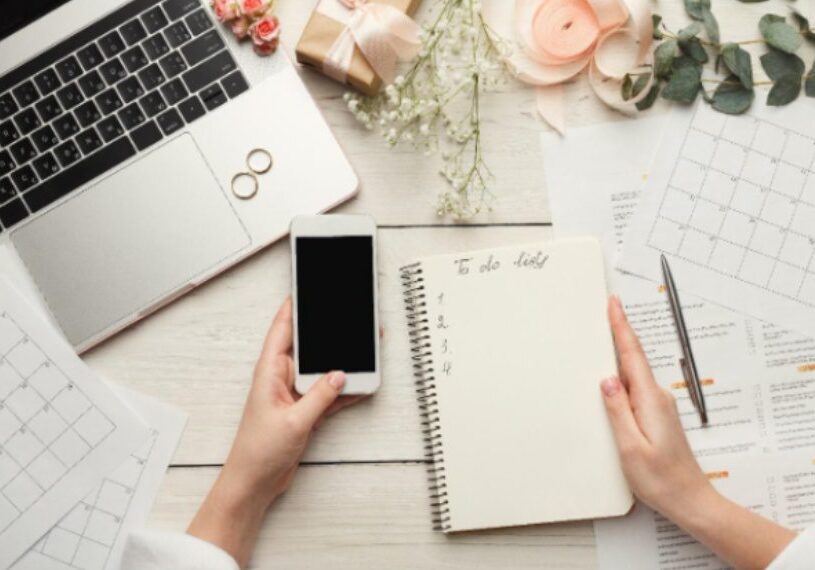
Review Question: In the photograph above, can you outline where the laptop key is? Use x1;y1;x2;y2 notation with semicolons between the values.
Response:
53;114;80;139
10;138;37;164
164;21;191;48
76;128;103;154
56;84;84;110
122;46;149;73
96;89;124;115
120;19;148;45
119;103;146;129
100;30;127;58
100;58;128;85
56;56;82;82
0;177;15;204
13;81;40;107
182;50;236;93
77;44;104;70
139;91;167;117
222;71;249;99
0;120;21;145
78;70;106;98
138;64;166;91
14;109;41;135
33;69;61;95
35;95;63;122
159;52;187;78
32;152;60;179
177;95;204;123
0;198;28;229
160;78;188;105
0;93;18;120
0;150;14;176
117;77;145;103
11;165;38;191
31;125;59;152
185;9;214;36
163;0;200;21
130;120;163;150
142;6;169;34
143;34;170;60
200;83;227;111
97;116;125;142
54;140;82;167
182;30;225;67
156;107;184;135
75;101;101;127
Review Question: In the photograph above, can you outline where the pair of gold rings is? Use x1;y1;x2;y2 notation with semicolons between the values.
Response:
231;148;273;200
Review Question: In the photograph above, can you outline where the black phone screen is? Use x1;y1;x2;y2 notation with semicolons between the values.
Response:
295;236;376;374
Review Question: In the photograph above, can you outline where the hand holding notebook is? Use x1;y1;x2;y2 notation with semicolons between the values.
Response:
400;238;632;532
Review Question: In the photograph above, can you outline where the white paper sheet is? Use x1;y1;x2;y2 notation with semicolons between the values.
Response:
618;101;815;338
12;388;186;570
0;280;148;569
542;120;815;569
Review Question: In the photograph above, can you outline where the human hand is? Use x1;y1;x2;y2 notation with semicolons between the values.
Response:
600;295;715;522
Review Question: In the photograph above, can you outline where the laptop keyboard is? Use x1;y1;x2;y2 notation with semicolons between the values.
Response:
0;0;250;233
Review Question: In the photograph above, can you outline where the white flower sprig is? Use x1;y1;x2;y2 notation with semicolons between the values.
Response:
344;0;508;219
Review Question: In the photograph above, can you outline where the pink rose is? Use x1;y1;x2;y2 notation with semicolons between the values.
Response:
211;0;240;22
230;16;252;40
249;15;280;55
240;0;269;17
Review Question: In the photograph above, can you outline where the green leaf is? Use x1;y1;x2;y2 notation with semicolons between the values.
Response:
655;39;680;79
701;7;720;44
806;62;815;97
767;74;802;105
636;85;660;111
680;37;709;63
711;76;754;114
678;22;703;41
684;0;711;21
662;63;702;103
652;14;664;40
622;74;633;101
721;43;753;88
792;12;815;44
632;74;650;98
759;14;803;54
760;49;805;80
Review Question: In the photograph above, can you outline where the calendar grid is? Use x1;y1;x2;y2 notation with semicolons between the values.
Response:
645;105;815;307
0;312;118;535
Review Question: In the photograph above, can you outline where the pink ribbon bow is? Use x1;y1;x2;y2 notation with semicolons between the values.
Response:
320;0;422;85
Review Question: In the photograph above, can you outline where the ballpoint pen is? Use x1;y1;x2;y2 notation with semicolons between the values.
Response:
661;254;709;426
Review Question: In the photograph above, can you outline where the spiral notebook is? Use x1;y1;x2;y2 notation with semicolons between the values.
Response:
400;238;633;533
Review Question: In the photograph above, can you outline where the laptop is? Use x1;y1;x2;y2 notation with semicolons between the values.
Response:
0;0;358;351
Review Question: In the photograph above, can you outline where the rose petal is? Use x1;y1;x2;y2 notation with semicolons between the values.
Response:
536;84;566;133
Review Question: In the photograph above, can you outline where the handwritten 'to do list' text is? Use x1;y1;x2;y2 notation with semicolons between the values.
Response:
453;249;549;276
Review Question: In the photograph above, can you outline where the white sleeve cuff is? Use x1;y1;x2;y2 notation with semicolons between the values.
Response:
121;530;240;570
768;526;815;570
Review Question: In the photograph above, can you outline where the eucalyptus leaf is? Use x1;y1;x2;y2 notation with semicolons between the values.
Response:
759;14;803;54
711;76;754;114
636;85;660;111
767;74;801;105
721;43;753;88
791;12;815;44
684;0;711;21
678;22;703;41
622;74;633;101
806;62;815;97
680;37;709;63
760;49;805;80
662;64;702;103
655;40;680;79
653;14;664;40
632;74;650;98
702;7;720;44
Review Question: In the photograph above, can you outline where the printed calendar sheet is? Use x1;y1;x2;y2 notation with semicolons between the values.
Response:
619;101;815;338
0;280;147;569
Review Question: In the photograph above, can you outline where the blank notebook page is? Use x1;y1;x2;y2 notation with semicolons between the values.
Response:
404;238;632;532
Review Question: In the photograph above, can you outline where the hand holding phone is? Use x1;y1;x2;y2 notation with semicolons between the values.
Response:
290;215;380;395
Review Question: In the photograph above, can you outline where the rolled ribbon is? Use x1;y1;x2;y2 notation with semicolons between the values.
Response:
317;0;422;86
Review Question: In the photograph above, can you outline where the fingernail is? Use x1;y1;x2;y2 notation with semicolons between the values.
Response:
601;376;621;397
328;371;346;391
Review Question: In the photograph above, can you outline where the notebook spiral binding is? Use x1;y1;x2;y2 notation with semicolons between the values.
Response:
400;262;451;532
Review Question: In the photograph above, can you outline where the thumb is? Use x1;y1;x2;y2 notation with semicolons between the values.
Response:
294;371;346;428
600;376;646;455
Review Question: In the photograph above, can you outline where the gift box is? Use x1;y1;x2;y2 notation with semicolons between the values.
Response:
296;0;422;96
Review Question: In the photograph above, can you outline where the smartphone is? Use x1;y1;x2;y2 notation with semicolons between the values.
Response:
290;214;380;395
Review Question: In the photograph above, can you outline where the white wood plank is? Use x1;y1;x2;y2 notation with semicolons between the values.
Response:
85;226;554;465
149;464;597;569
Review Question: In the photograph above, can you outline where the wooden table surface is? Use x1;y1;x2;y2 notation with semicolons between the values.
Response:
80;1;794;567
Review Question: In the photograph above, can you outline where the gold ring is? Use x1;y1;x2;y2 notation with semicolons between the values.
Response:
231;171;259;200
246;148;273;175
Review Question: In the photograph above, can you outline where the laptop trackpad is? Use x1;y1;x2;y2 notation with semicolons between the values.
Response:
10;134;250;347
